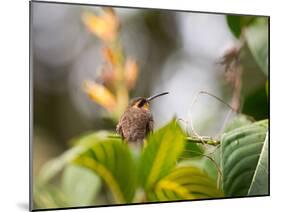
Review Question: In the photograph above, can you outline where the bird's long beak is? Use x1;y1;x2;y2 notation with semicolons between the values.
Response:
146;92;169;102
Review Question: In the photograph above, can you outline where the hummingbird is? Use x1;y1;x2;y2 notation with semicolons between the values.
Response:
116;92;169;146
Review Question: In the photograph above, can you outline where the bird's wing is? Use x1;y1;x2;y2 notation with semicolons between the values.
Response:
146;115;154;135
116;121;124;139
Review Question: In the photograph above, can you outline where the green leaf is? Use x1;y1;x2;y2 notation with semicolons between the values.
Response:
265;80;268;97
224;114;253;133
33;183;68;209
242;86;269;120
211;114;253;181
74;139;137;204
181;141;204;159
178;157;220;182
201;157;220;181
248;133;268;195
147;166;223;201
227;16;242;38
227;16;256;38
38;131;110;184
139;120;186;190
61;165;101;206
220;120;268;197
245;20;269;75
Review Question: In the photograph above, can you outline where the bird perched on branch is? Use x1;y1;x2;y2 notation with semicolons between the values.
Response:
116;92;169;147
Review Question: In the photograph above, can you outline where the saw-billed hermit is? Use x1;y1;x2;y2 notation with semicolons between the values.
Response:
116;92;169;146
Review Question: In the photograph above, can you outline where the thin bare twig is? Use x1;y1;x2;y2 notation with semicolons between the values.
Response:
187;91;236;142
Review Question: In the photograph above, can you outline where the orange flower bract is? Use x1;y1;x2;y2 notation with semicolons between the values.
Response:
103;47;117;66
83;81;117;111
82;9;119;43
125;59;138;89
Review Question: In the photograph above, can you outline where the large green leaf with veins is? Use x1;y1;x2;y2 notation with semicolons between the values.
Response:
74;139;138;204
147;166;223;201
220;120;268;196
248;133;268;195
37;131;137;204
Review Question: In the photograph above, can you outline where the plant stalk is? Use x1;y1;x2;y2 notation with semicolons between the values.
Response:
186;137;220;146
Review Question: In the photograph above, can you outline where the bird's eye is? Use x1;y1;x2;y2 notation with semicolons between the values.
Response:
138;99;146;107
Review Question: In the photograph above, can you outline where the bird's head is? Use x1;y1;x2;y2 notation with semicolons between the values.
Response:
129;92;169;110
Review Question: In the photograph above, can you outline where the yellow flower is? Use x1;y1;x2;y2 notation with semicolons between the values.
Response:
82;8;119;43
125;59;138;89
83;80;117;111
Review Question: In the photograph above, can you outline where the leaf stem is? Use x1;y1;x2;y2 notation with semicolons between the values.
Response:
108;135;221;146
186;137;220;146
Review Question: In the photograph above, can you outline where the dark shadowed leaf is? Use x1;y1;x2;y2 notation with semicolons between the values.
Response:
265;80;269;98
227;16;242;38
242;87;269;120
227;16;256;38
